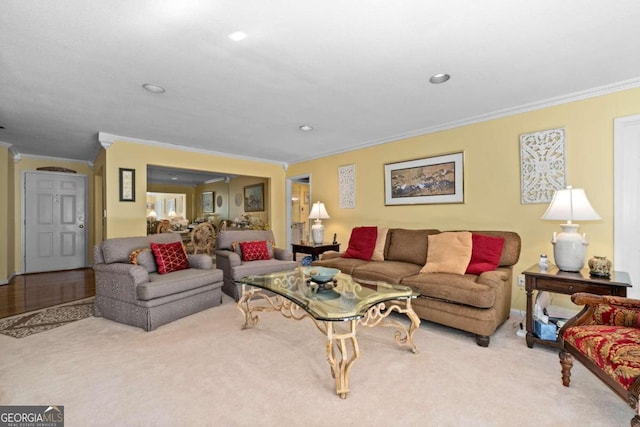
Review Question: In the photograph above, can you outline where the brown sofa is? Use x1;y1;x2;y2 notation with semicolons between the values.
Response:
312;228;521;346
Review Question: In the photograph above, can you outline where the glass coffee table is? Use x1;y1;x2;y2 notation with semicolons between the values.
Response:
236;268;420;398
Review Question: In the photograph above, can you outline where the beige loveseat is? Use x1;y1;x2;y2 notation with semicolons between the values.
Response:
312;228;521;346
93;233;224;331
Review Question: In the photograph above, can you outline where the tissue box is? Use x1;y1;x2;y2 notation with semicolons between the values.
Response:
534;319;557;341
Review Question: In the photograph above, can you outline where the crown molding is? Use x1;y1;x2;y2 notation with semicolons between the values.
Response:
98;132;285;167
291;76;640;165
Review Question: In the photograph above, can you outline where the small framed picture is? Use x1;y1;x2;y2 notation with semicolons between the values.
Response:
244;183;264;212
119;168;135;202
202;191;214;213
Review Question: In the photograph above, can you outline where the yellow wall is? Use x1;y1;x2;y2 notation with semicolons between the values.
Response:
287;87;640;311
10;156;95;275
103;140;286;244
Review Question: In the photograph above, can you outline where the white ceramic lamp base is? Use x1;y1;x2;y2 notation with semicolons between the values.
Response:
552;224;588;272
311;220;324;244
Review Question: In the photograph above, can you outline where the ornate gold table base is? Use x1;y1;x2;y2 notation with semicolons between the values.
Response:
236;285;420;399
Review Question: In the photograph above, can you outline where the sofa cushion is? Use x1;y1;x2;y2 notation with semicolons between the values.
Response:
385;229;439;265
312;257;369;275
421;231;473;275
402;272;497;309
129;248;157;273
231;259;299;280
343;226;378;261
563;325;640;390
466;233;505;275
151;241;190;274
138;268;223;300
371;227;388;261
352;260;421;285
239;240;271;261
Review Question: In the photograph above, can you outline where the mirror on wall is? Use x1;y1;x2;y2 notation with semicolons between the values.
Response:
146;165;269;229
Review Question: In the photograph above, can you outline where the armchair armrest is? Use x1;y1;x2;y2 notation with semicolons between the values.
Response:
93;262;149;302
188;254;213;270
563;292;640;330
274;247;293;261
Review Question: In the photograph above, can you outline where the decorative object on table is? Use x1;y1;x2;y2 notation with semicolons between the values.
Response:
539;254;548;269
301;256;313;266
519;127;566;204
384;152;464;205
338;164;355;209
309;201;330;244
244;183;264;212
303;266;340;283
202;191;214;213
118;168;135;202
588;256;612;278
541;186;601;272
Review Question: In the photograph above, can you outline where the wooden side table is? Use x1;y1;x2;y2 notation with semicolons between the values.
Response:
291;242;340;261
523;264;631;349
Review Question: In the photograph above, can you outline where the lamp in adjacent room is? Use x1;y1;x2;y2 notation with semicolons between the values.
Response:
541;186;601;272
147;210;157;221
308;201;330;244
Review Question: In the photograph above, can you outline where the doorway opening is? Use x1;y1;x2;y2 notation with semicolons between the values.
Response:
286;174;310;248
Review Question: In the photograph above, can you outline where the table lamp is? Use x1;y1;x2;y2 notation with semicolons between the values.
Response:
541;186;601;272
309;201;330;244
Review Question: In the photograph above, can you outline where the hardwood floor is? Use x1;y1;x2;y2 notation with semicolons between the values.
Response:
0;268;95;318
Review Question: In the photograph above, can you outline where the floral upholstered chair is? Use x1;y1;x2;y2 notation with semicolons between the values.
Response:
559;292;640;426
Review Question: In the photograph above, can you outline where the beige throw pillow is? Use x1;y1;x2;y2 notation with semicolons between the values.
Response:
420;231;473;275
370;227;388;261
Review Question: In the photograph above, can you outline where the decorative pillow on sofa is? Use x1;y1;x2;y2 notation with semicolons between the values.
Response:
231;240;275;259
370;227;388;261
343;226;378;261
420;231;473;275
239;240;271;261
150;241;189;274
129;248;157;273
465;233;505;275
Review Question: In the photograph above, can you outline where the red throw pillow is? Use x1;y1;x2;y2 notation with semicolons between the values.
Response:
239;240;271;261
465;233;505;275
150;241;189;274
343;226;378;261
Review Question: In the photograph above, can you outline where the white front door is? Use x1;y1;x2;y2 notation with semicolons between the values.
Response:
24;171;87;273
614;114;640;298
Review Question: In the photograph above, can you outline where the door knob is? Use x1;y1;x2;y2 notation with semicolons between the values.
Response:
79;224;84;229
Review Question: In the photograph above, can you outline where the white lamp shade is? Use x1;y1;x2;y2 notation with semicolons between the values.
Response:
541;187;600;222
147;210;157;219
308;202;330;220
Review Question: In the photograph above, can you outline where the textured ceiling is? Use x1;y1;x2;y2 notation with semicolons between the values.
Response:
2;1;640;166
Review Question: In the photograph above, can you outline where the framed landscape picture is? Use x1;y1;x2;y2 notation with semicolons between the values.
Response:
244;183;264;212
384;152;464;205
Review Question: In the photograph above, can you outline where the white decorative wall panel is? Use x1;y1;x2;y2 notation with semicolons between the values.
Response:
338;164;355;209
520;128;566;204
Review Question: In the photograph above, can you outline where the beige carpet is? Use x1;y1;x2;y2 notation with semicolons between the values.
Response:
0;295;632;426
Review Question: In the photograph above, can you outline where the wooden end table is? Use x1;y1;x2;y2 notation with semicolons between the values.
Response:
523;264;631;349
291;242;340;261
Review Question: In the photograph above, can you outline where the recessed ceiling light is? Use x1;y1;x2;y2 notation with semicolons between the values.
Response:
299;125;313;132
429;73;451;84
142;83;166;93
228;31;247;41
